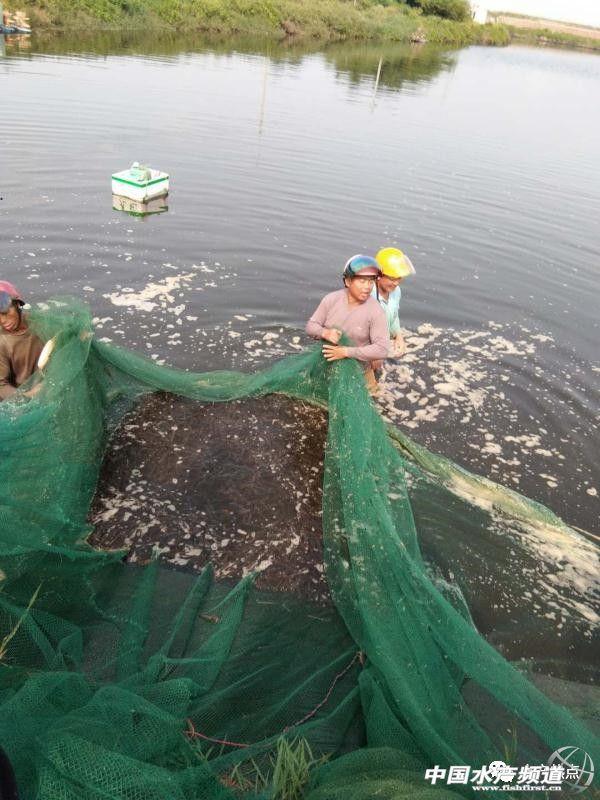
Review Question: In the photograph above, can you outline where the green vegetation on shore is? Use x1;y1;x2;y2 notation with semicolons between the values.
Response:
506;25;600;52
20;0;510;46
21;0;600;50
486;11;600;51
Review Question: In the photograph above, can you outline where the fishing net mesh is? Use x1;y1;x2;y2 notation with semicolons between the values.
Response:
0;300;597;799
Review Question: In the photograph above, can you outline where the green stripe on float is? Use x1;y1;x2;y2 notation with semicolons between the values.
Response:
112;176;168;188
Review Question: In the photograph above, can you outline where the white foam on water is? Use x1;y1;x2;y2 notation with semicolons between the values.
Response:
105;272;196;312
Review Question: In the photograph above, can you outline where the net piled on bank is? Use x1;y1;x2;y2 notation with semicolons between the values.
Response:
0;300;597;800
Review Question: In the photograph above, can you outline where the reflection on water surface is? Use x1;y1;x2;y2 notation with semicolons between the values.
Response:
1;35;598;534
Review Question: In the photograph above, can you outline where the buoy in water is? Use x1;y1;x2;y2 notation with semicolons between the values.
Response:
111;162;169;203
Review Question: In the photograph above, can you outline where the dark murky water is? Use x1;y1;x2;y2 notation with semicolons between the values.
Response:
1;33;599;541
90;393;329;601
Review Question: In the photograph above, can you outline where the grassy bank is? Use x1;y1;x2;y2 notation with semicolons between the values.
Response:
488;12;600;52
19;0;510;46
506;26;600;52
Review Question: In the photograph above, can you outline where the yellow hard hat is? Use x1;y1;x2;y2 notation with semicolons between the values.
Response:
376;247;416;279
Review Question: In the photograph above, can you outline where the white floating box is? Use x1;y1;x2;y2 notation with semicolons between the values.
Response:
111;163;169;202
112;194;168;218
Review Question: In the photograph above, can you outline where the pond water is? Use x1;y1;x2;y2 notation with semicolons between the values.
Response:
1;33;598;543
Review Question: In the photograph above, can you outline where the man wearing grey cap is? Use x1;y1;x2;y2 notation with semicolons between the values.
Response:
306;255;390;393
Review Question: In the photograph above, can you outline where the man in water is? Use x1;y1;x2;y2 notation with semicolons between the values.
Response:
0;281;43;400
372;246;416;359
305;255;390;392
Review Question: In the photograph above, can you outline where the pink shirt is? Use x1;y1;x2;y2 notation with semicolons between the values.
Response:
306;289;390;362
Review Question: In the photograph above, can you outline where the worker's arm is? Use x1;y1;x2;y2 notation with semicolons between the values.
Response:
393;332;406;356
344;310;390;362
306;295;340;343
0;347;16;400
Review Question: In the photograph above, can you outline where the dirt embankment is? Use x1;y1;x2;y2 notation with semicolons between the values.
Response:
89;393;331;603
491;14;600;40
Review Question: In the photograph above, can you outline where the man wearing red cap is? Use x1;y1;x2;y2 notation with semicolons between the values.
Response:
0;281;43;400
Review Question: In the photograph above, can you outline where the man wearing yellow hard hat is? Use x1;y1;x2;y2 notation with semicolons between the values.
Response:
372;247;416;359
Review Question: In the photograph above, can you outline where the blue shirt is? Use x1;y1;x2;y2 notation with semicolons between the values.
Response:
372;285;402;336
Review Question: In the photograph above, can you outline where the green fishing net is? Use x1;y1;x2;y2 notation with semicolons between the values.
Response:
0;300;597;799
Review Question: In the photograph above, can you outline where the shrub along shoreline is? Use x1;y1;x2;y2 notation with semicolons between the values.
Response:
505;25;600;51
20;0;510;46
18;0;600;50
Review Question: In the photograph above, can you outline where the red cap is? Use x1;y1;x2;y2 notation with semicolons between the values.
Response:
0;281;23;303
